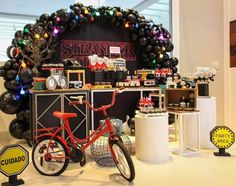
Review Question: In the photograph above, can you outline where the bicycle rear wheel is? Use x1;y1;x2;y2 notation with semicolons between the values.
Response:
110;140;135;182
32;136;69;176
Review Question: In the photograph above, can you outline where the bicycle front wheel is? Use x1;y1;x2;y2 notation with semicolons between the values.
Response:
46;77;57;90
110;140;135;182
32;136;69;176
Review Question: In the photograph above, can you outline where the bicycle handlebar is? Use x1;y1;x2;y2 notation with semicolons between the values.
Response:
69;87;125;112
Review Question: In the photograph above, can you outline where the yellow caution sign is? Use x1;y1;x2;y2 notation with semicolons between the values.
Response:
0;144;29;177
210;126;235;149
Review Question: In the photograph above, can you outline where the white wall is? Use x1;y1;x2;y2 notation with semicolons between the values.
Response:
223;0;236;131
179;0;224;124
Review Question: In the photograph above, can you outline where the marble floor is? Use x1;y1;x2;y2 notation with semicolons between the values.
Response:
0;138;236;186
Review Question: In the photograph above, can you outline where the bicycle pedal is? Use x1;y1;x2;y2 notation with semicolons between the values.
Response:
80;159;86;167
80;153;86;167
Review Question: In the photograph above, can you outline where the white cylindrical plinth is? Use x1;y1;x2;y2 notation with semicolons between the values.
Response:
197;96;216;149
135;113;169;163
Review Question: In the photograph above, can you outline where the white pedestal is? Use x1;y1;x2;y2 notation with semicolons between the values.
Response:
197;96;216;149
169;111;200;156
135;113;169;163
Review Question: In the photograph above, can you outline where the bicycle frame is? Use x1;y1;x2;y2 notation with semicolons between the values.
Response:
34;89;122;159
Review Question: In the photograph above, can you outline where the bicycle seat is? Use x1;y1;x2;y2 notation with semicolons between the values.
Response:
53;111;77;120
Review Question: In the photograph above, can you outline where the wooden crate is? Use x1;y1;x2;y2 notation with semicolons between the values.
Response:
165;88;197;111
65;70;85;86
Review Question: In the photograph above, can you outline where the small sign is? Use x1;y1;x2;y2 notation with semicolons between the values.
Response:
109;46;121;54
210;126;235;156
0;144;29;186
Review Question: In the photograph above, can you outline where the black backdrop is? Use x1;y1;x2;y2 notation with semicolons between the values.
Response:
51;22;144;83
50;22;144;128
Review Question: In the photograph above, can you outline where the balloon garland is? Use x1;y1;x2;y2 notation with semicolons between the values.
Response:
0;3;178;142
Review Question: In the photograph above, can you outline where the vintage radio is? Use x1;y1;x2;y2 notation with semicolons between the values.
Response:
144;79;156;87
165;88;197;111
69;81;83;89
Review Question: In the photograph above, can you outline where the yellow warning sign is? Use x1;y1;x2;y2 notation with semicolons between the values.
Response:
210;126;235;149
0;144;29;177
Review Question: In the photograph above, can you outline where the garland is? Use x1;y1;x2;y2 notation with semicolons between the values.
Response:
0;3;178;141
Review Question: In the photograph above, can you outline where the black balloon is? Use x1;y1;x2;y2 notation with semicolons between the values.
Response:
4;80;21;91
163;53;170;60
12;62;20;70
166;60;173;68
162;40;169;48
9;119;28;139
149;52;156;60
139;37;147;46
127;117;135;130
11;38;17;46
162;61;168;68
58;25;65;33
166;42;174;52
51;12;57;19
145;45;152;52
0;66;5;77
155;40;160;46
5;69;17;80
170;57;179;66
16;110;25;121
138;28;145;36
144;26;151;36
111;17;116;23
47;21;54;29
14;30;23;38
6;45;15;59
39;13;50;21
69;19;77;30
131;34;138;41
70;5;75;10
74;6;81;14
57;9;67;19
156;63;162;69
128;14;136;23
154;46;161;54
19;68;34;84
115;21;121;26
16;109;30;121
149;37;156;45
142;53;148;62
0;91;22;114
172;67;178;73
24;109;31;120
4;61;12;69
23;129;32;147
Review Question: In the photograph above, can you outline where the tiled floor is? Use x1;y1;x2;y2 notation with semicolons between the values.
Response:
0;138;236;186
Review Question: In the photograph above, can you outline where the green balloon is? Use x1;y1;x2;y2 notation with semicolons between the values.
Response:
23;28;30;34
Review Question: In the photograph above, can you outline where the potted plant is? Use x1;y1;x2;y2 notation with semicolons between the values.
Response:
193;67;217;96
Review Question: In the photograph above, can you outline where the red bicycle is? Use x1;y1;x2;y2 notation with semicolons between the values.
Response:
32;88;135;182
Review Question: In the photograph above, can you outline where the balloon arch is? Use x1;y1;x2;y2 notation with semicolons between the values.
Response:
0;3;178;142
